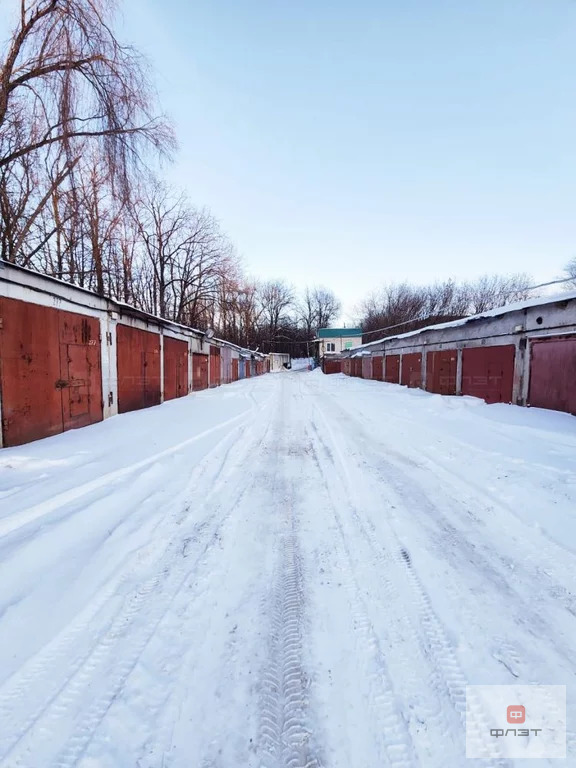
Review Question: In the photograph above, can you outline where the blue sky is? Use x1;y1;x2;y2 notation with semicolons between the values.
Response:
16;1;576;319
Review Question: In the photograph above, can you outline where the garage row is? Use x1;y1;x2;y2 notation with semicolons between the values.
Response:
325;293;576;418
0;262;268;448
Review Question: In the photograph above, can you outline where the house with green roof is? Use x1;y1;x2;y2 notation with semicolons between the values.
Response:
314;327;363;357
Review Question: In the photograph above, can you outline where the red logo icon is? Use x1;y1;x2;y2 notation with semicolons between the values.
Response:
507;705;525;724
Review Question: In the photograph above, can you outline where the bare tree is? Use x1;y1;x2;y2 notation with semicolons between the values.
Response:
0;0;174;177
258;279;294;350
564;257;576;288
465;273;532;314
359;273;534;339
300;285;341;335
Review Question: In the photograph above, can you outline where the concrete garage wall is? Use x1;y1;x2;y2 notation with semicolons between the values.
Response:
0;261;269;447
339;294;576;417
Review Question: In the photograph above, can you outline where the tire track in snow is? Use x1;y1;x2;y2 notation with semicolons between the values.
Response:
0;403;274;768
259;515;319;768
0;406;257;542
323;391;576;650
309;395;510;768
127;398;282;768
337;393;576;683
257;387;321;768
305;421;421;768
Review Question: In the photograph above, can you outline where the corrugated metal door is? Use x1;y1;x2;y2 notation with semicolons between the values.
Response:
209;347;221;387
232;358;239;381
528;337;576;415
362;356;372;379
117;324;161;413
0;298;102;446
461;345;514;404
192;353;209;391
401;352;422;388
385;354;400;384
58;311;102;431
245;360;251;378
372;356;383;380
164;337;189;401
426;350;457;395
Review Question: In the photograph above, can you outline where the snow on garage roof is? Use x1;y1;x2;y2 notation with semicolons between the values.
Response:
352;290;576;352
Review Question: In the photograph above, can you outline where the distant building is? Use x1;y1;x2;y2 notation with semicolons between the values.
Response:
315;327;363;357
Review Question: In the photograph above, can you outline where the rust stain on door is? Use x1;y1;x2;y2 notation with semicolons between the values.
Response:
323;359;341;374
401;352;422;388
193;353;209;390
426;350;457;395
209;346;221;387
163;337;189;401
372;356;383;380
385;354;400;384
0;297;102;446
116;324;161;413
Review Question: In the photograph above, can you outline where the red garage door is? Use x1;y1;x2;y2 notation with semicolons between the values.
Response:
0;297;102;446
461;345;515;404
164;337;189;401
232;359;239;382
323;359;341;374
385;354;400;384
209;347;221;387
529;337;576;415
117;325;161;413
426;350;457;395
401;352;422;388
193;353;209;391
372;356;383;380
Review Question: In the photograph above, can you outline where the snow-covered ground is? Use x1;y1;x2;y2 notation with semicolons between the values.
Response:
0;370;575;767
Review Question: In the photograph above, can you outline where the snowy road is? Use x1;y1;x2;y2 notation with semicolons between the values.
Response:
1;369;575;767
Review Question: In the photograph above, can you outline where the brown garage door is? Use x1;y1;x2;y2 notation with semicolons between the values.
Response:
528;337;576;415
164;337;189;401
116;325;161;413
193;353;209;390
385;354;400;384
323;359;341;374
372;356;383;380
232;358;239;382
209;347;221;387
362;356;372;379
0;297;102;446
401;352;423;388
461;345;515;404
426;350;458;395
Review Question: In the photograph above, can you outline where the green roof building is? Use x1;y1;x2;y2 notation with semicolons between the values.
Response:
315;327;363;356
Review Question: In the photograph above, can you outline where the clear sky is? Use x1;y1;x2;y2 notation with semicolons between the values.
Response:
17;1;576;320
